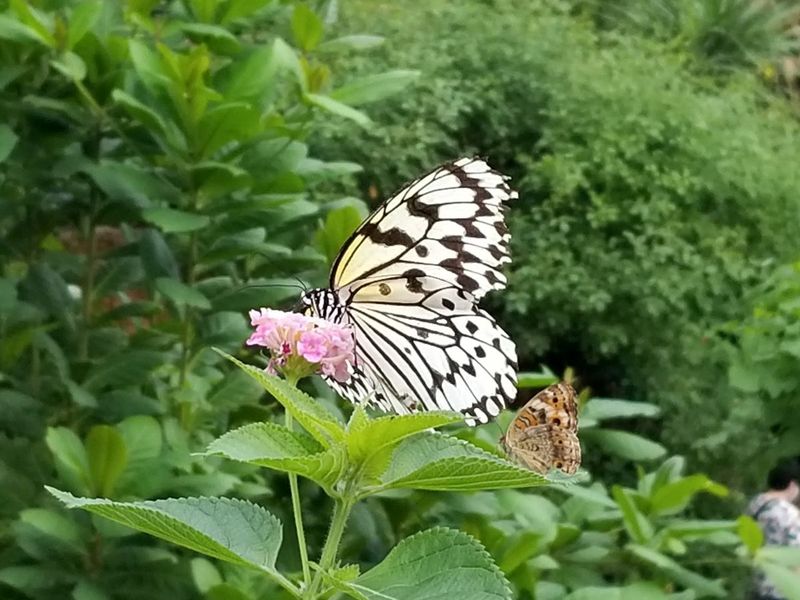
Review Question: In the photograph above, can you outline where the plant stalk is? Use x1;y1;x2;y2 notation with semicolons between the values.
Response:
307;495;354;598
284;375;312;591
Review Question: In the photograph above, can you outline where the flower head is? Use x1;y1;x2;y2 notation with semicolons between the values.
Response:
246;308;355;383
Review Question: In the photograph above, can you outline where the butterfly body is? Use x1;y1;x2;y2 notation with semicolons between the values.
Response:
300;157;518;424
502;382;581;474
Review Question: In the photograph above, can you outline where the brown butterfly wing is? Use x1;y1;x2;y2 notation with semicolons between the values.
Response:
507;423;552;475
503;382;581;474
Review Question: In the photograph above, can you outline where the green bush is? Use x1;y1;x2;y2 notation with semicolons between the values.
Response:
317;0;800;489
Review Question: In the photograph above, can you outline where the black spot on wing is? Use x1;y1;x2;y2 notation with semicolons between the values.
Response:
362;222;414;247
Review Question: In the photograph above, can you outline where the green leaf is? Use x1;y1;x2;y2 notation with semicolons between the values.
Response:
19;508;85;552
67;1;102;49
330;70;419;106
217;45;278;101
51;52;87;81
20;263;74;324
140;229;180;279
319;35;384;52
757;545;800;567
0;15;49;44
583;429;666;461
45;427;90;494
291;3;323;52
207;422;345;491
181;23;241;55
305;93;371;127
83;350;166;391
196;102;260;158
611;486;653;543
217;350;345;446
83;161;177;208
142;207;210;233
156;277;211;310
73;581;109;600
381;433;549;492
191;557;223;594
352;527;512;599
516;369;557;389
0;124;18;163
581;398;661;422
271;37;306;91
347;410;463;481
626;544;726;597
86;425;128;497
48;489;283;574
314;204;365;265
757;563;800;600
565;582;671;600
649;475;728;515
11;0;55;46
112;90;184;150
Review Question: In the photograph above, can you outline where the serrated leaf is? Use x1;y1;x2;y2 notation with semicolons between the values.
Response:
380;433;548;492
142;207;210;233
216;350;345;446
347;410;463;482
352;527;512;599
48;489;283;573
206;422;345;491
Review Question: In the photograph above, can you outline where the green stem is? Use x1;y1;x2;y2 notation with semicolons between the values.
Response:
178;231;198;390
307;496;354;598
269;569;303;599
284;375;312;592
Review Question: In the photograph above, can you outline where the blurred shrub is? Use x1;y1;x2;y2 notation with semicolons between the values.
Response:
316;0;800;489
577;0;800;70
0;1;414;598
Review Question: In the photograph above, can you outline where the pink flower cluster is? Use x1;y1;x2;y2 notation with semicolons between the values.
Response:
246;308;355;383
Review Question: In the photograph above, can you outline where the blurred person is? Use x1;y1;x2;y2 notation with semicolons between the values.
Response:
747;459;800;600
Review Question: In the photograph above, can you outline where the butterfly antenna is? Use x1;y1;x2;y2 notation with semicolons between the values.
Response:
292;276;309;293
236;281;305;293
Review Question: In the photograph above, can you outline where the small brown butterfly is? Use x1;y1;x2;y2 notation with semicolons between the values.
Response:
501;382;581;475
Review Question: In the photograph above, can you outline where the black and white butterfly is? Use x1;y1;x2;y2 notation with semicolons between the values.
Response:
300;157;518;424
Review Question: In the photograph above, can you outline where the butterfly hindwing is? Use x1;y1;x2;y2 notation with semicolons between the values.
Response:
503;382;581;474
341;274;516;423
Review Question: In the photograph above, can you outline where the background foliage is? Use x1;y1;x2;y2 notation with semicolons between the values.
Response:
2;0;800;599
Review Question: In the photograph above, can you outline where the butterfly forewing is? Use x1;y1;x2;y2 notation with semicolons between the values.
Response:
330;158;515;300
305;157;518;424
504;382;581;474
